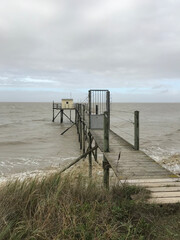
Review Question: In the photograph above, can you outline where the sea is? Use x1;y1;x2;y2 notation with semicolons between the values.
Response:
0;102;180;182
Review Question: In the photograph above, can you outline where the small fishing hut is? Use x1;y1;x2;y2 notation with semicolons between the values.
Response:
52;98;75;123
61;99;74;109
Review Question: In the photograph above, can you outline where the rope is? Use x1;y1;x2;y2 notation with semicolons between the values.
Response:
118;110;134;114
111;122;133;128
81;96;88;104
119;129;134;138
118;117;134;124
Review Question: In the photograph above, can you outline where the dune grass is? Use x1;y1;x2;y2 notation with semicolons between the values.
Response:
0;173;180;240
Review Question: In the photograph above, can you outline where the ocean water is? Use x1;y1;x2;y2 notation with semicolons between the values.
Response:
0;102;180;181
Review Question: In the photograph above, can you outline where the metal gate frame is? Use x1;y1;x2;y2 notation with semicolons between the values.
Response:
88;89;110;129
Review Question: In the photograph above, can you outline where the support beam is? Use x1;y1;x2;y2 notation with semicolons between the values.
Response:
63;111;74;124
53;110;61;122
61;109;63;123
60;146;98;174
60;123;76;135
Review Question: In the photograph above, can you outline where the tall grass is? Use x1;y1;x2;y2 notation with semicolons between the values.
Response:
0;173;180;239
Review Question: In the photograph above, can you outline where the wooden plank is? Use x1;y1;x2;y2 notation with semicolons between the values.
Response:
117;172;174;177
105;151;157;159
116;168;170;173
147;187;180;192
89;129;178;182
133;182;180;187
113;163;168;168
151;192;180;198
119;178;180;184
148;197;180;204
117;168;172;174
107;160;174;175
117;175;174;180
104;154;159;163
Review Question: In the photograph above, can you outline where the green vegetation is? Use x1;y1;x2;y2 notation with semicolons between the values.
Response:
0;173;180;240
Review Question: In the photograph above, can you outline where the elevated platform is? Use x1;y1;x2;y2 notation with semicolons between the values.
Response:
90;129;180;203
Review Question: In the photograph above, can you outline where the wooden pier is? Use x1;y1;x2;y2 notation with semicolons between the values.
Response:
53;90;180;204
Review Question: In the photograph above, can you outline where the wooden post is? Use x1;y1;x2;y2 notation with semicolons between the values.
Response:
78;104;80;141
60;109;64;123
82;104;85;154
70;109;71;121
94;142;98;162
88;132;92;178
79;104;82;150
103;111;110;189
88;90;91;129
52;101;54;122
75;105;77;127
76;104;79;134
106;90;110;129
134;111;139;150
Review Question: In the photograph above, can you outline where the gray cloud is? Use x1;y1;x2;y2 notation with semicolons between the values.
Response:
0;0;180;101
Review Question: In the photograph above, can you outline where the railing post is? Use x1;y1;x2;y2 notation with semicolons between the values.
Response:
88;90;91;129
79;104;82;150
75;104;77;127
78;104;80;142
134;111;139;150
88;132;92;178
94;142;98;162
82;105;85;154
103;111;110;189
96;105;98;115
52;101;54;122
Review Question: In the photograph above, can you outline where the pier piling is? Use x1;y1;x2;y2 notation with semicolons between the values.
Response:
134;110;139;150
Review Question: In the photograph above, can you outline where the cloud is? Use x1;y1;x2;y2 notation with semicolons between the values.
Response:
0;0;180;101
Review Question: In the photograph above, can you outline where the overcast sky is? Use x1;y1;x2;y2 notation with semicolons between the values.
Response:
0;0;180;102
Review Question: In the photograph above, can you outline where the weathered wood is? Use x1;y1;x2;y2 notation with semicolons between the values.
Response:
88;90;91;129
134;182;180;187
52;101;54;122
151;192;180;198
88;132;92;178
61;109;63;123
96;105;98;115
63;111;75;124
78;104;80;142
60;123;76;135
82;105;86;154
52;93;180;204
79;104;82;150
148;197;180;204
119;178;180;184
60;146;98;174
147;187;180;192
52;110;61;122
104;112;109;152
103;111;110;189
94;142;98;162
134;111;139;150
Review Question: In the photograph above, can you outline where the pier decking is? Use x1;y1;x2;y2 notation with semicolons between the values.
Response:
90;129;180;203
90;129;177;179
53;90;180;204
